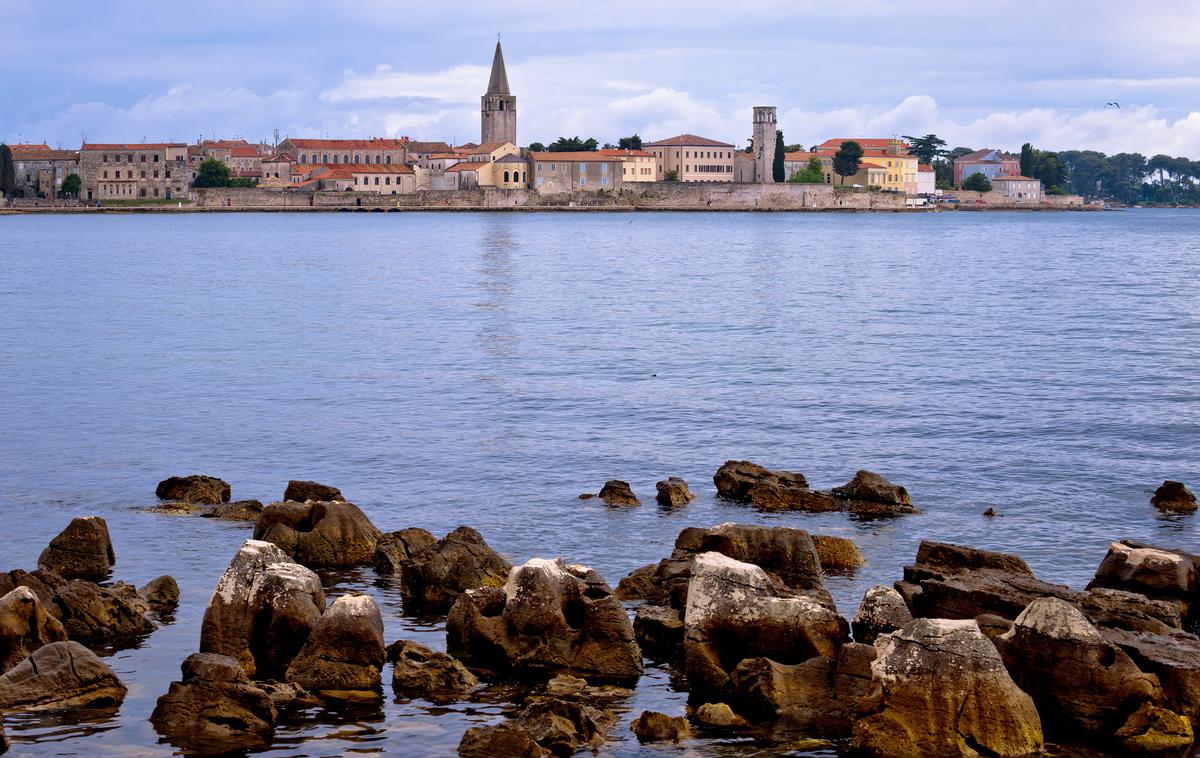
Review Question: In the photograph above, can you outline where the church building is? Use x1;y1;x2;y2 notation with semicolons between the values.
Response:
481;41;516;146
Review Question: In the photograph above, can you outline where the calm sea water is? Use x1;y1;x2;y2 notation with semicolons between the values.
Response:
0;209;1197;756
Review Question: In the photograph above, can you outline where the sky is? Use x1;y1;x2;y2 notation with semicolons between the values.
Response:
4;0;1200;157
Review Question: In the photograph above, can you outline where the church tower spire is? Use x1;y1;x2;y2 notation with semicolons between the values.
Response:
481;40;516;145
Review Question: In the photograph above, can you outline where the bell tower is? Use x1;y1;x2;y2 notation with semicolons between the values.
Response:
481;40;517;145
753;106;777;183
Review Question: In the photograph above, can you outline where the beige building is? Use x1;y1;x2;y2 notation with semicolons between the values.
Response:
991;175;1042;202
79;143;191;201
279;138;408;167
814;138;918;193
350;164;417;194
643;134;736;181
529;152;622;193
9;144;80;197
598;149;656;182
260;152;295;186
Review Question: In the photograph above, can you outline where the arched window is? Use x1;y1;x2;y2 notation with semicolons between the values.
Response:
385;155;391;164
375;155;381;164
354;154;360;163
332;154;338;164
499;100;504;111
522;171;526;183
343;155;349;164
322;153;329;163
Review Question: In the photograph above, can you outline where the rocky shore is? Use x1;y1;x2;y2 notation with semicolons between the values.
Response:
0;466;1195;756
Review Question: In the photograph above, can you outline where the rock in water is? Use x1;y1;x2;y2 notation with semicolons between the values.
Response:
598;480;640;506
283;480;344;503
0;587;67;673
36;517;115;581
631;710;688;743
458;723;547;757
812;535;865;571
0;641;127;711
713;460;808;501
694;702;748;728
634;605;684;660
1151;480;1197;513
285;593;386;695
138;575;180;612
155;475;231;505
253;500;381;568
852;585;913;645
852;618;1043;758
513;698;616;755
208;500;264;522
447;557;643;684
150;652;276;754
655;477;695;508
50;579;155;645
373;527;438;575
832;469;911;506
399;527;511;614
387;639;477;699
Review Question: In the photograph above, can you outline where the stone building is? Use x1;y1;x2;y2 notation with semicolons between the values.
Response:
278;138;408;167
752;106;777;183
481;41;516;146
991;175;1042;202
9;144;80;197
349;164;417;194
79;143;191;201
529;152;622;193
643;135;736;182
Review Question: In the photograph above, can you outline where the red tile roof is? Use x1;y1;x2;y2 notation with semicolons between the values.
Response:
645;134;734;148
229;146;260;158
816;138;908;150
918;163;934;171
82;143;186;150
598;149;654;157
263;152;295;163
12;147;77;160
350;164;414;174
444;163;479;172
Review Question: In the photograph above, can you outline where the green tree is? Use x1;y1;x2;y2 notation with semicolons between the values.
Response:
788;157;825;183
831;141;864;185
192;158;231;188
547;136;598;152
61;173;81;198
772;130;786;182
901;134;947;165
1019;143;1035;178
230;176;258;188
0;144;15;198
962;172;992;192
664;169;679;181
617;134;643;150
528;142;546;152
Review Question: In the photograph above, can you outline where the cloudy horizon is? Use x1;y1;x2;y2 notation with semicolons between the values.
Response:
4;0;1200;157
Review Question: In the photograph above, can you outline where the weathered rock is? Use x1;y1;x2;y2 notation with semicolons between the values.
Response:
0;641;126;712
713;460;807;501
614;563;657;601
137;575;180;612
0;587;67;673
694;702;748;728
1088;540;1198;627
732;642;876;734
631;710;689;743
458;723;548;758
50;579;155;645
199;540;325;678
1078;587;1183;634
1115;701;1194;755
399;527;510;615
156;474;231;505
257;680;319;710
515;698;616;755
598;480;639;506
448;558;642;684
285;593;385;694
1102;626;1200;719
36;517;115;581
254;500;381;568
207;500;265;522
852;585;913;645
655;477;695;508
152;501;206;515
995;597;1159;737
812;535;865;571
1151;480;1197;513
749;483;841;512
0;569;63;608
372;527;438;575
832;469;911;506
853;618;1043;758
634;604;683;660
150;652;275;754
387;639;477;699
283;480;344;503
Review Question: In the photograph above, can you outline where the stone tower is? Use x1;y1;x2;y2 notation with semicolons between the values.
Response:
752;106;777;183
481;41;516;145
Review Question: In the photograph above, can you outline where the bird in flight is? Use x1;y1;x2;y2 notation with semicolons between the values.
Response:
1106;102;1121;108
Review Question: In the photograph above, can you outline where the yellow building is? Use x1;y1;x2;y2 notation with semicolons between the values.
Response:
598;149;657;182
813;138;918;193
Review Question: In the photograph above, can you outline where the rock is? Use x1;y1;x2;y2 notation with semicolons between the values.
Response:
50;579;155;645
634;605;684;661
832;469;911;506
373;527;438;575
0;720;6;754
150;652;275;754
447;558;642;684
254;500;381;568
577;493;595;500
138;575;179;612
387;639;477;699
285;593;385;695
399;527;511;615
199;540;325;678
853;618;1043;758
655;477;695;508
1115;701;1194;755
750;483;841;512
207;500;265;522
713;460;807;501
152;501;206;515
156;474;231;505
812;535;865;571
1087;540;1198;627
0;569;63;608
614;563;657;601
458;724;548;758
631;710;688;743
598;480;639;506
984;507;997;517
1151;480;1197;513
0;641;126;711
515;698;615;755
36;517;115;581
0;587;67;673
694;702;748;728
1102;626;1200;720
257;680;319;710
283;480;344;503
683;552;848;703
852;585;913;645
1078;587;1183;634
995;597;1159;737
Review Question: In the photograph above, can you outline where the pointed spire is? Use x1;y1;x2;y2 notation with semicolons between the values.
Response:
487;40;510;95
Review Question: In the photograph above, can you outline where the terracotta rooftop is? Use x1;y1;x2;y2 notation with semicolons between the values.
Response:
228;146;260;158
444;162;479;172
263;152;295;163
82;143;187;150
816;138;909;150
598;148;654;157
458;142;511;154
404;141;453;153
644;134;734;148
11;147;77;160
350;164;414;174
918;163;934;171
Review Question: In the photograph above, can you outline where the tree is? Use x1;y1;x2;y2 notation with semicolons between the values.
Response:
192;158;231;188
617;134;643;150
0;144;15;198
664;169;679;181
831;141;864;185
901;134;947;165
788;157;825;184
230;176;258;188
772;130;786;182
547;136;598;152
528;142;546;152
1019;143;1035;178
962;172;992;192
61;173;81;198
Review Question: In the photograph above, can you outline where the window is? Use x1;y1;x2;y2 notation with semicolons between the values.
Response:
385;177;391;185
127;170;133;178
521;171;526;183
579;164;585;173
601;177;608;186
374;176;380;185
153;188;159;197
102;155;109;163
503;171;510;182
385;155;391;164
343;155;349;164
537;177;543;187
140;171;146;178
550;164;555;171
102;171;108;178
579;177;586;186
601;163;607;173
165;171;171;178
323;153;329;163
332;155;339;164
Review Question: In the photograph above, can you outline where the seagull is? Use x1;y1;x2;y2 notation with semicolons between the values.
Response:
1106;102;1121;109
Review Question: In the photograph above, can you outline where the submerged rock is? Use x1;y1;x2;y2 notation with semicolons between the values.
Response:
0;587;67;673
598;480;640;506
387;639;477;699
254;500;381;568
655;477;695;508
373;527;438;575
0;641;126;712
155;475;231;505
1151;480;1196;513
283;480;344;503
36;517;115;581
151;652;275;754
630;710;689;743
832;469;911;507
515;698;616;755
285;593;386;695
208;500;265;522
694;702;748;729
399;527;510;615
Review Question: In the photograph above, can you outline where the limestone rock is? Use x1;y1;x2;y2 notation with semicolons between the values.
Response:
812;535;865;571
614;563;657;601
373;527;438;575
1151;480;1197;513
1087;540;1198;626
283;480;344;503
138;575;180;612
655;477;695;508
254;500;381;568
207;500;265;522
150;652;275;754
1102;626;1200;720
0;641;126;712
749;483;841;512
0;587;67;673
634;604;683;661
152;501;206;515
853;618;1043;758
447;558;642;684
399;526;510;615
1115;701;1194;755
598;480;639;506
0;569;62;608
852;585;913;645
458;724;548;758
694;702;748;728
50;579;155;645
285;593;385;694
1078;587;1183;634
631;710;688;743
713;460;807;501
0;720;6;754
387;639;477;700
832;469;911;506
514;698;616;755
36;517;115;581
156;474;231;505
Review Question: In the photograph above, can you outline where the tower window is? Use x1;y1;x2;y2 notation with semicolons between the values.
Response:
499;101;504;111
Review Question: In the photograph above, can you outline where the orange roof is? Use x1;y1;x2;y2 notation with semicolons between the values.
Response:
644;134;734;148
12;147;77;160
82;143;186;150
263;152;295;163
350;164;414;174
457;142;511;154
529;151;619;162
228;146;260;157
403;140;453;153
598;149;653;157
817;138;909;150
918;163;934;171
444;163;479;172
783;151;819;161
285;138;407;150
859;162;886;170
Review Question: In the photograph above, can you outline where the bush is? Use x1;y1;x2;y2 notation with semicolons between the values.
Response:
962;173;992;192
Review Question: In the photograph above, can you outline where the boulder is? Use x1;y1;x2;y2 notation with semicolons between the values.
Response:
514;698;616;755
1087;540;1198;627
1078;587;1183;634
713;460;808;501
0;569;62;608
399;527;510;615
254;500;381;568
36;516;115;581
138;575;180;612
0;641;126;712
458;724;548;758
1151;480;1197;513
199;540;325;678
50;579;155;645
0;587;67;673
447;558;642;684
832;469;911;506
387;639;477;700
852;585;913;645
0;720;6;754
150;652;275;754
373;527;438;575
283;480;344;503
655;477;695;508
1102;626;1200;719
853;618;1043;758
1114;701;1194;755
598;480;639;506
543;673;633;703
749;483;841;512
631;710;689;743
152;501;206;516
694;702;748;729
614;563;657;601
156;474;231;504
812;535;865;571
207;500;265;522
285;593;386;695
633;605;683;661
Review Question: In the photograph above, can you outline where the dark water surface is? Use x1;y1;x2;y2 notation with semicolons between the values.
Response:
0;210;1197;756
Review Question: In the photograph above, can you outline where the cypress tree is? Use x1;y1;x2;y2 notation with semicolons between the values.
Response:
1020;143;1034;178
0;144;16;198
773;130;786;182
